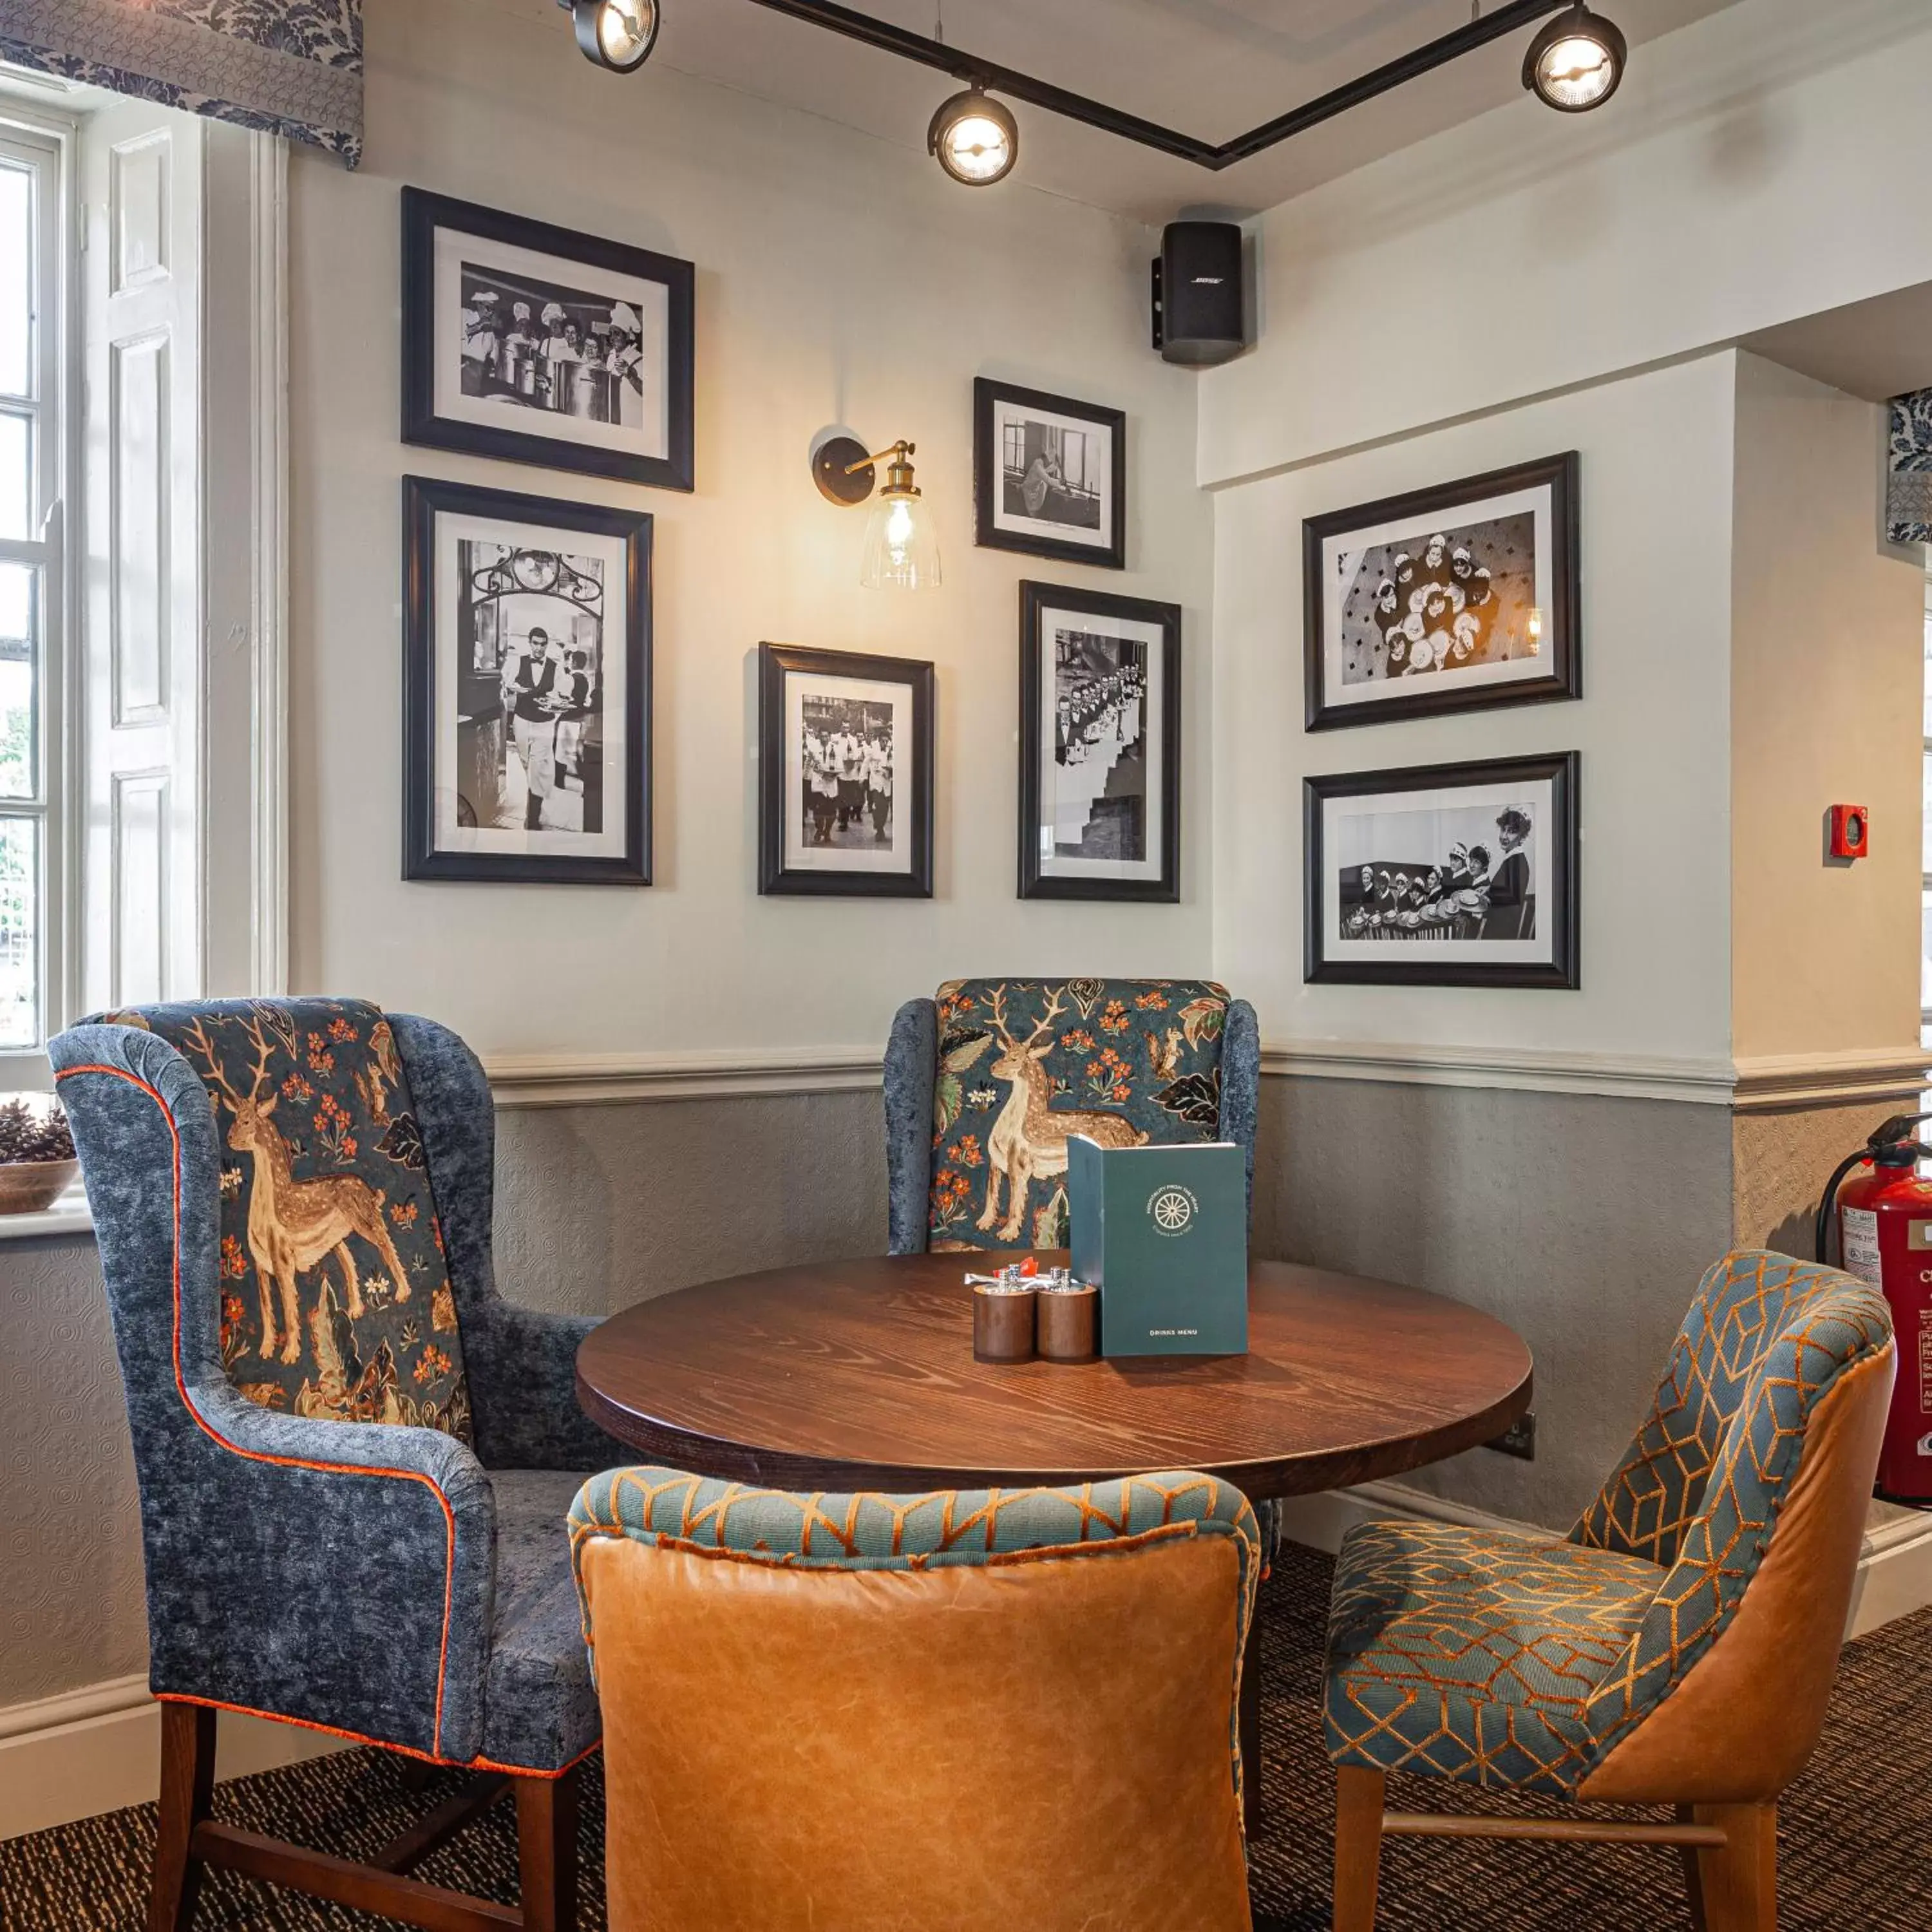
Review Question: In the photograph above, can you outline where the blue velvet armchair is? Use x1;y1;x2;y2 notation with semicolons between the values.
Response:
883;976;1261;1256
52;998;622;1932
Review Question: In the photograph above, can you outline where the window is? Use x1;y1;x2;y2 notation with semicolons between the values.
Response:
0;118;64;1069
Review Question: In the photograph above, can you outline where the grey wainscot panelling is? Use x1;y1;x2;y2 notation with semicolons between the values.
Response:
1252;1077;1739;1530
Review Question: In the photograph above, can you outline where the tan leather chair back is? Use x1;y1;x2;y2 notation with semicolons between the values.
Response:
578;1524;1254;1931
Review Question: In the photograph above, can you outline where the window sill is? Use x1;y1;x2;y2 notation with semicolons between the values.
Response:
0;1184;92;1241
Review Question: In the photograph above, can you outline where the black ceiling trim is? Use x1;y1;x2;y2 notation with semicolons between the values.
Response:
737;0;1577;171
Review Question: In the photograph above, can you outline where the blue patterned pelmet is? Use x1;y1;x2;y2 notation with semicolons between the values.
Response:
0;1;364;166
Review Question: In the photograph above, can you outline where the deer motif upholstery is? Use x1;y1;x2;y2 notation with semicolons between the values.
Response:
91;999;474;1434
884;977;1259;1255
51;999;626;1779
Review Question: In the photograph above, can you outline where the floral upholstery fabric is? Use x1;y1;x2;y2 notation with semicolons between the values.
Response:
1888;388;1932;545
1325;1251;1892;1796
96;999;473;1442
571;1466;1262;1806
0;0;364;166
927;977;1235;1253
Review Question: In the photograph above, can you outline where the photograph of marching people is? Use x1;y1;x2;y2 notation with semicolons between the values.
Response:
403;478;652;886
402;188;695;491
1019;582;1180;902
1304;752;1578;987
974;379;1127;569
1303;451;1580;730
758;643;934;897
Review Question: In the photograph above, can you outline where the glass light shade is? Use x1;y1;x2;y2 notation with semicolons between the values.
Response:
1523;8;1626;111
928;89;1018;185
860;488;942;590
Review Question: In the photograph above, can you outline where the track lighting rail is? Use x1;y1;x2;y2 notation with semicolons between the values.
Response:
737;0;1577;170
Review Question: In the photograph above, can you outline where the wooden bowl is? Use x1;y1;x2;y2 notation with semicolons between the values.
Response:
0;1158;79;1215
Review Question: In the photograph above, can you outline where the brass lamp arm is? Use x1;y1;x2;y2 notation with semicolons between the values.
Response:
847;439;913;475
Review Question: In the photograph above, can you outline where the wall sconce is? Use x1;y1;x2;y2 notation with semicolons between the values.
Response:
811;434;942;589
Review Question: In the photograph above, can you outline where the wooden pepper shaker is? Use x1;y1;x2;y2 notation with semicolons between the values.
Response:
1036;1274;1099;1363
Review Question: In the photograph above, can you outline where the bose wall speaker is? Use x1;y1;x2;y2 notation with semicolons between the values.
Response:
1153;222;1244;368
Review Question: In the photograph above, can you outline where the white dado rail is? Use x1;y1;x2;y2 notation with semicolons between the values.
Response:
1258;1041;1932;1112
480;1040;1931;1112
6;1040;1922;1242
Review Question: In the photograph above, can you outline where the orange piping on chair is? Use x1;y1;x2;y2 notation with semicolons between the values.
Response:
57;1064;460;1761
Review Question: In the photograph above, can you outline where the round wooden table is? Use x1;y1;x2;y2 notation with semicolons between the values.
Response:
575;1251;1533;1824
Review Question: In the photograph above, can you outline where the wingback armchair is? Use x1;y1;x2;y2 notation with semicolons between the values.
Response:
884;976;1260;1256
52;998;624;1932
1324;1251;1895;1931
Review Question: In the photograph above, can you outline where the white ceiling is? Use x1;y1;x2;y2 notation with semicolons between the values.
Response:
636;0;1742;222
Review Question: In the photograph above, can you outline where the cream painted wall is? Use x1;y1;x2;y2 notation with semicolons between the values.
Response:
1199;0;1932;490
287;0;1214;1061
1211;352;1738;1065
1729;354;1924;1064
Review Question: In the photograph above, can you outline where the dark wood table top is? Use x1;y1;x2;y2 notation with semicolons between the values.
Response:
576;1253;1533;1498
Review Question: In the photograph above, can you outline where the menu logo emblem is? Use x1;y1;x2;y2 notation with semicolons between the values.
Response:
1148;1184;1197;1236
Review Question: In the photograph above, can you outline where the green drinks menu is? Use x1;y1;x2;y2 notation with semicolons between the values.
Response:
1068;1135;1249;1358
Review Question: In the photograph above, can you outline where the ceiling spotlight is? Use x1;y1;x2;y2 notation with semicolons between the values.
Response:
1522;4;1627;112
928;86;1018;186
573;0;659;73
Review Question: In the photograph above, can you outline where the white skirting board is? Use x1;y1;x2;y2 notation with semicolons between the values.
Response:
0;1678;345;1843
1274;1479;1932;1643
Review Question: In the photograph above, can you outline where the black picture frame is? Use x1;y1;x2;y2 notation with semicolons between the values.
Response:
401;187;696;493
1019;580;1181;904
757;643;935;898
1303;451;1580;732
974;378;1127;570
402;475;652;886
1303;752;1579;989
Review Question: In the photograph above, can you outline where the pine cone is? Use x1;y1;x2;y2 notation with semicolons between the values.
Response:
0;1097;76;1164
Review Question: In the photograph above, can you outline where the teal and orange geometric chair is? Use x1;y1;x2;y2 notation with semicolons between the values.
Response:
570;1466;1261;1932
1323;1250;1895;1931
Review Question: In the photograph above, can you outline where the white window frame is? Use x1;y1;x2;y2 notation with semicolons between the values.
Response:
0;98;77;1088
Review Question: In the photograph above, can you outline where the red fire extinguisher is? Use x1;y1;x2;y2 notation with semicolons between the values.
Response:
1818;1112;1932;1504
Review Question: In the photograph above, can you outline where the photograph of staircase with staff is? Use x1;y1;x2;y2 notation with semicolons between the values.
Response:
1019;582;1180;903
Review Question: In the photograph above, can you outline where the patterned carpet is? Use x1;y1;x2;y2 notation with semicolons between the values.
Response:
5;1539;1929;1929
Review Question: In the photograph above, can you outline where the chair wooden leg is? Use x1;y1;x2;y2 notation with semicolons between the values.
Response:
1693;1802;1776;1932
149;1702;216;1932
515;1768;580;1932
1239;1593;1263;1837
1677;1804;1709;1932
1333;1766;1387;1932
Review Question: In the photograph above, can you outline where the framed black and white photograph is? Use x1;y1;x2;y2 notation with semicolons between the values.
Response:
1019;582;1180;902
403;477;652;886
975;378;1126;569
402;187;695;492
757;644;934;898
1303;451;1579;732
1303;752;1578;988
